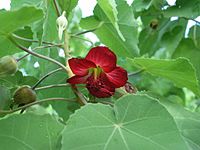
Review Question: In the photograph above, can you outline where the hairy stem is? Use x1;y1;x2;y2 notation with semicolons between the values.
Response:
9;35;68;72
35;83;70;91
181;17;200;25
17;44;63;62
0;98;76;114
71;35;94;46
12;33;62;46
32;68;63;90
73;21;104;36
71;85;88;105
53;0;60;17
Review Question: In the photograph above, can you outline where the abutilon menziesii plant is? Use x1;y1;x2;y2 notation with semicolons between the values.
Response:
67;46;128;98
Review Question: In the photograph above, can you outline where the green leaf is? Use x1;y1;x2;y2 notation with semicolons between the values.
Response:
0;113;64;150
62;94;188;150
80;0;139;57
0;86;11;111
57;0;79;17
42;1;58;42
14;26;33;48
97;0;125;41
35;67;78;121
0;6;43;34
132;0;165;11
10;0;42;10
163;0;200;19
128;57;200;96
0;26;32;57
162;102;200;150
0;7;43;56
172;39;200;84
138;12;186;57
0;71;38;89
159;25;185;57
188;25;200;49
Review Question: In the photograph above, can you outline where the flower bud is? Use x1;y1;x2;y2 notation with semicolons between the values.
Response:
0;55;18;77
13;85;37;105
150;19;159;30
124;82;137;94
56;11;68;40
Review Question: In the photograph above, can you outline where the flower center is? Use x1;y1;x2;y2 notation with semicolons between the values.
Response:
89;66;102;80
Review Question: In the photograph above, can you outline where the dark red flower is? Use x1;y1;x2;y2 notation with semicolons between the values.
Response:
67;46;128;98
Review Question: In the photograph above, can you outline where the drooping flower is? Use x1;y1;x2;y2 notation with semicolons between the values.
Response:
56;11;68;40
67;46;128;98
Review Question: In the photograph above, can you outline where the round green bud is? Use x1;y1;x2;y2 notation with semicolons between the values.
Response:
13;86;37;105
0;55;18;76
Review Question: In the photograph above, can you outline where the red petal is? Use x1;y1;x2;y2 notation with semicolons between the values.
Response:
85;46;116;72
68;58;96;76
86;73;115;98
67;75;88;84
106;66;128;88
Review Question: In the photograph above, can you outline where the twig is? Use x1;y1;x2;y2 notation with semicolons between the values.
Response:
32;68;63;90
12;34;62;46
71;84;87;105
73;21;104;36
17;44;63;62
128;69;145;76
53;0;61;17
0;98;76;114
35;83;70;91
181;17;200;25
71;35;94;46
9;35;68;72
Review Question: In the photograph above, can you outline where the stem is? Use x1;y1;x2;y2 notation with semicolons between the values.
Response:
9;35;68;72
63;29;74;77
0;98;76;114
12;34;62;46
193;25;198;47
17;44;63;62
63;30;71;58
32;68;63;90
73;21;104;36
71;35;94;46
181;17;200;25
53;0;60;17
63;21;87;105
71;85;87;105
35;83;70;91
128;69;145;76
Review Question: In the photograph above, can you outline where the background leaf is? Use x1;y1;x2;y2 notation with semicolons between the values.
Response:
0;113;64;150
163;0;200;19
61;94;188;150
57;0;79;17
80;0;139;57
172;39;200;85
0;6;43;34
162;102;200;150
128;57;200;96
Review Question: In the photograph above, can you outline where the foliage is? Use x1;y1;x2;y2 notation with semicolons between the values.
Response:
0;0;200;149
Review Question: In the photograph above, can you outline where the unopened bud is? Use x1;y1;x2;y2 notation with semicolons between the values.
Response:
13;85;37;105
124;82;137;94
56;11;68;40
0;55;18;77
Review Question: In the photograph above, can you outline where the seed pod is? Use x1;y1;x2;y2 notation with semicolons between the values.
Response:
13;86;36;105
0;55;18;76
